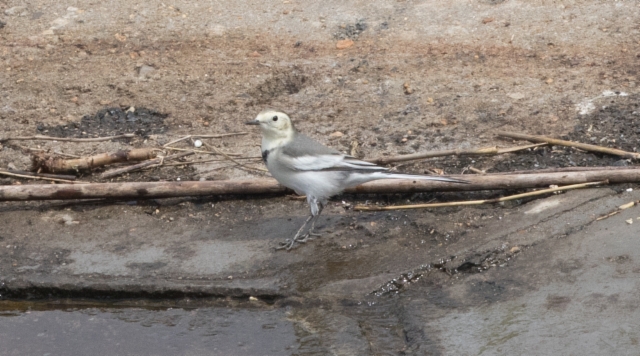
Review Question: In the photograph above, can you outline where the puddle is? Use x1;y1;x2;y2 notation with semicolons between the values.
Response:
0;301;297;356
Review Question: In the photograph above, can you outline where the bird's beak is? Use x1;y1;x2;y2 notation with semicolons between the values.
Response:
245;119;261;125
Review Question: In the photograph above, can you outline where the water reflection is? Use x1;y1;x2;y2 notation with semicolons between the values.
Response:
0;302;297;356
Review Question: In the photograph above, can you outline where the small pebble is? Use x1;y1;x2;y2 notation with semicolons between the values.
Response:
403;81;413;95
626;218;633;225
194;139;203;148
336;39;354;49
329;131;344;139
249;296;258;301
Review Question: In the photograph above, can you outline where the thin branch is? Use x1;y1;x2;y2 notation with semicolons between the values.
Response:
161;156;261;167
468;167;486;174
0;134;135;143
366;143;547;165
11;146;82;158
162;132;249;148
203;143;268;172
100;151;194;179
497;131;640;160
0;170;86;184
481;165;639;175
5;169;77;180
354;181;608;211
164;147;243;157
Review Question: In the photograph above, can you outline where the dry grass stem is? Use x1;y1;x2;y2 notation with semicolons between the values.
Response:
162;132;249;148
354;181;608;211
1;134;135;143
367;143;547;165
0;170;86;184
164;147;242;157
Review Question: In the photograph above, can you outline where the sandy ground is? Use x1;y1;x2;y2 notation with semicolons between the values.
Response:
1;0;640;354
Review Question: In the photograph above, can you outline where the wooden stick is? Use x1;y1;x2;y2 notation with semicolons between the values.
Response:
354;181;608;211
366;143;547;165
31;148;160;173
0;171;85;184
497;131;640;160
100;151;194;179
1;169;639;202
0;134;135;143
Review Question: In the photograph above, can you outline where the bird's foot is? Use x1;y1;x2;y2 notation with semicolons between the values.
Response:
276;230;323;251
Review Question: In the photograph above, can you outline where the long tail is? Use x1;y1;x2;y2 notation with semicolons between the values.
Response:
344;171;470;188
378;172;469;184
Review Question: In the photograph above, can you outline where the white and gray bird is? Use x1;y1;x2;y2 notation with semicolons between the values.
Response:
246;109;468;250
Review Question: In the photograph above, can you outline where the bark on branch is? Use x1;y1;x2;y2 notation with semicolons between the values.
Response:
1;168;638;201
31;148;160;173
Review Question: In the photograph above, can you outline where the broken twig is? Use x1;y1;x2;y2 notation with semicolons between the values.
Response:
354;181;608;211
497;131;640;160
32;148;160;173
596;200;640;221
0;134;135;143
367;143;547;165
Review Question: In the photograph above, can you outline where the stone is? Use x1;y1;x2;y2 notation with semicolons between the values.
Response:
4;6;26;16
138;65;156;78
336;39;354;49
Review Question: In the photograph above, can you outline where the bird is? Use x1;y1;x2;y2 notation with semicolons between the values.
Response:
246;109;469;250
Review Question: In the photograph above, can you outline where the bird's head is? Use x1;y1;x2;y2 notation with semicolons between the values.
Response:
245;110;295;144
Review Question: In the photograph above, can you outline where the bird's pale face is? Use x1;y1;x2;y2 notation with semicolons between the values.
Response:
246;110;294;146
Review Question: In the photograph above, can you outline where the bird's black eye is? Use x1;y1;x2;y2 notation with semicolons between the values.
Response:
272;116;278;121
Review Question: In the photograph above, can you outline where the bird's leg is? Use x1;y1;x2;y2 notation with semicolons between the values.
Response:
277;197;325;250
305;202;324;237
276;214;314;250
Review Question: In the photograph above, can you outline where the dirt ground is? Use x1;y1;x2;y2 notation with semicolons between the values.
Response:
1;0;640;355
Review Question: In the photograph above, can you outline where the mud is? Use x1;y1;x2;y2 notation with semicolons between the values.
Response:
2;0;640;354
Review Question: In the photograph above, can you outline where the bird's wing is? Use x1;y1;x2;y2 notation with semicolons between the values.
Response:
280;133;387;172
280;153;387;172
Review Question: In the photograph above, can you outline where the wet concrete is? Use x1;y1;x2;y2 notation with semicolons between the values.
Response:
1;188;640;354
0;302;298;355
